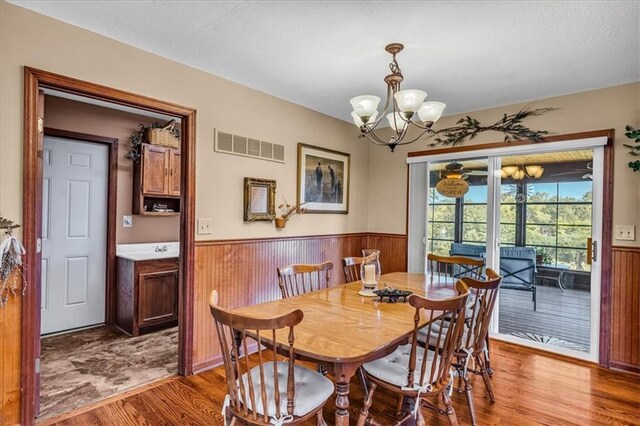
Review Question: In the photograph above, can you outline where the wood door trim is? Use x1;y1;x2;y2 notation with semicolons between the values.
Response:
599;139;615;368
407;129;615;157
22;67;197;425
43;127;118;326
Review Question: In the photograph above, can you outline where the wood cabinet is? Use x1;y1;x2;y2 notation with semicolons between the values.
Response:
116;257;179;336
133;144;181;215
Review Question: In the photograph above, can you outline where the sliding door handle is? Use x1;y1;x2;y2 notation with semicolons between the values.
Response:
588;239;598;264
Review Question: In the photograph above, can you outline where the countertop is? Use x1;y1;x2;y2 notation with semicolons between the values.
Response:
116;242;179;261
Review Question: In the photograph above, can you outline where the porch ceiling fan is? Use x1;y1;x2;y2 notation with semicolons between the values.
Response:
439;161;488;180
550;162;593;180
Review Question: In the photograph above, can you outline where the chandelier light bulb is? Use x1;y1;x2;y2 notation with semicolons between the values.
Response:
501;166;518;177
418;101;446;124
394;90;427;117
525;165;544;179
386;112;407;132
349;95;381;123
351;111;378;127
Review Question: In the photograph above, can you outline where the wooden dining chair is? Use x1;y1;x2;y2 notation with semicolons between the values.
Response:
342;256;365;283
209;291;333;425
427;253;484;286
277;261;333;298
419;269;502;426
357;282;470;426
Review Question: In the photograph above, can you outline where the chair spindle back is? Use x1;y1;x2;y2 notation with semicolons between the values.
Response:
209;291;304;424
406;281;470;393
277;261;333;298
459;268;502;354
342;256;365;283
427;253;484;287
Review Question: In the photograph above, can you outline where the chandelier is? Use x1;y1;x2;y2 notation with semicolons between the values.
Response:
349;43;446;152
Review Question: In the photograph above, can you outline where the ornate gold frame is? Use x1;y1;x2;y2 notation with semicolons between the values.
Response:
244;177;276;221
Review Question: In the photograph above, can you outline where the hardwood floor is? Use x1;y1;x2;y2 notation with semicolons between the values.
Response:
40;340;639;425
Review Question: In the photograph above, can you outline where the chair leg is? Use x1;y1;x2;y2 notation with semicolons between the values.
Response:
441;391;459;426
316;409;328;426
484;335;493;376
463;370;477;426
395;394;404;416
357;382;377;426
477;356;496;402
533;286;537;311
357;366;369;398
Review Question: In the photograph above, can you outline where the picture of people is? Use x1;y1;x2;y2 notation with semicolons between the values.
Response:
297;144;350;213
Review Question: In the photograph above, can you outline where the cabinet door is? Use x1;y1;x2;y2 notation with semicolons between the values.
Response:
137;270;178;328
169;149;181;196
142;144;169;195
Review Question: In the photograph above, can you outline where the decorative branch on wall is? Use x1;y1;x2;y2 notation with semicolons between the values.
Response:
426;107;557;148
624;125;640;172
0;216;26;307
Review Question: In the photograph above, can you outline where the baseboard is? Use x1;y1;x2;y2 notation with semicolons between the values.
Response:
192;355;223;374
609;360;640;375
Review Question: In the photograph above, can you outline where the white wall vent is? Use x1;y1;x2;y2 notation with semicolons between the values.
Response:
215;129;285;164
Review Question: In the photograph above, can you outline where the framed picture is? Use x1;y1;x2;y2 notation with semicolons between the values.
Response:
297;143;350;213
244;177;276;221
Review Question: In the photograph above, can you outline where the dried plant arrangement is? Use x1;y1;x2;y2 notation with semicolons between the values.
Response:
0;217;26;307
275;198;306;229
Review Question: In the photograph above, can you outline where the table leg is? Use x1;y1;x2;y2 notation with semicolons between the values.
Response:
334;364;357;426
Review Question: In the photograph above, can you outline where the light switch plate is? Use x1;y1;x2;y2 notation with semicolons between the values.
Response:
614;225;636;241
123;215;133;228
197;218;213;235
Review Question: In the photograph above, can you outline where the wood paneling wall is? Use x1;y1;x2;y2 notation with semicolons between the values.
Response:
0;274;22;425
192;232;407;371
610;246;640;374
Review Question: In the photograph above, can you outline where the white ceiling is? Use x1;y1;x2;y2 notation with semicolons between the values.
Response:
9;1;640;123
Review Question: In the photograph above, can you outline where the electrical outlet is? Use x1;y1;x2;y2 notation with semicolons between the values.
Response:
197;218;213;235
123;215;133;228
615;225;636;241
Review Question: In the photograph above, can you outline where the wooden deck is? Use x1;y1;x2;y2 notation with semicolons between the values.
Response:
41;340;640;426
498;285;591;352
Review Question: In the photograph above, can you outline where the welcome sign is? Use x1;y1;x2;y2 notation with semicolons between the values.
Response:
436;178;469;198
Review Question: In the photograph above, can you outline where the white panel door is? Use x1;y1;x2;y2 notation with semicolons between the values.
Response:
41;136;108;335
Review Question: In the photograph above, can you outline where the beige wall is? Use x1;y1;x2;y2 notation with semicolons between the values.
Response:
367;82;640;248
44;96;181;244
0;1;367;245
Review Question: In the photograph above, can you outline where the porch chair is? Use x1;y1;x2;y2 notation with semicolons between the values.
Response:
427;253;484;286
209;291;333;426
419;269;502;425
357;282;470;426
277;261;333;298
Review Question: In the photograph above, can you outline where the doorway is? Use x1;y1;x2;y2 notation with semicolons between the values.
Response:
407;131;614;365
22;68;196;425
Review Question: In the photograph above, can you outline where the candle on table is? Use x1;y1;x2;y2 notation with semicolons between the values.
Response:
364;264;376;284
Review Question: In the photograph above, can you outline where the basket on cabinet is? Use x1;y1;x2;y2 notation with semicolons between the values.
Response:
147;119;180;149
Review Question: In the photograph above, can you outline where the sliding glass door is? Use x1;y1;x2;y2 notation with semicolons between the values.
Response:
417;144;604;361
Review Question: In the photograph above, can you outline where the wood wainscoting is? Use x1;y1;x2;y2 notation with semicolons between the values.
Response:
0;273;21;425
192;232;407;371
610;246;640;374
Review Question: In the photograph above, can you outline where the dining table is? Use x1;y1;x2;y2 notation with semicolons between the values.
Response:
230;272;458;426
